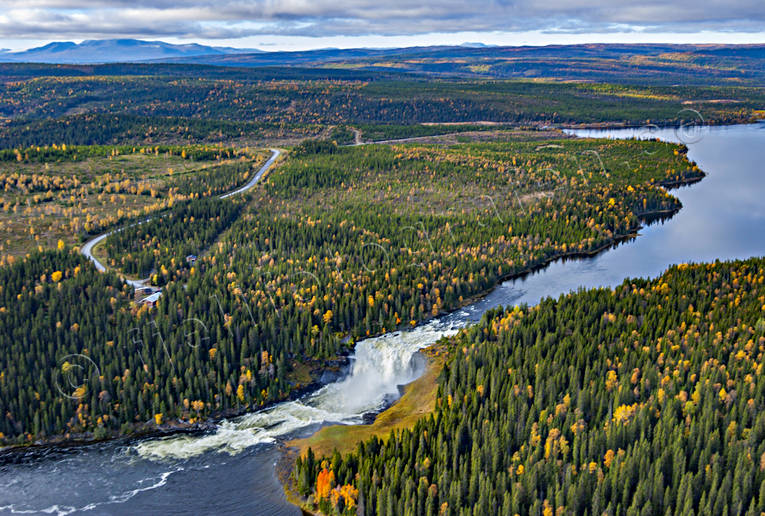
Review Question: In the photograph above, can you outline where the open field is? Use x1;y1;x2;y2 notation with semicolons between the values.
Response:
0;145;267;259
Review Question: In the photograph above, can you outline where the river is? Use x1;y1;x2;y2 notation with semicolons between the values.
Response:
1;123;764;515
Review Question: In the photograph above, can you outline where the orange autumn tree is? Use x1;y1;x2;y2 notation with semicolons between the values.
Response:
315;462;335;500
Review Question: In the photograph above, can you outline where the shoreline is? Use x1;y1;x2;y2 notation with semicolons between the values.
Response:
0;129;708;459
0;355;350;460
280;345;449;514
359;119;762;144
0;215;664;455
274;218;671;513
557;119;762;131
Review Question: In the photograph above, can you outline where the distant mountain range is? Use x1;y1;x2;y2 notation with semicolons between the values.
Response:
0;39;261;64
0;39;499;65
1;39;764;87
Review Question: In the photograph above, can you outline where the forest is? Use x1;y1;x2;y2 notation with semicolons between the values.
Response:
0;135;700;445
3;44;765;86
1;67;763;147
102;196;245;279
292;256;765;516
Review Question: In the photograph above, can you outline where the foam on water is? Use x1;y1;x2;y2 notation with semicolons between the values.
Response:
135;319;462;461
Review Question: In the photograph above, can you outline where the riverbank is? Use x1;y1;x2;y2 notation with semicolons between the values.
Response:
0;189;688;454
0;353;350;457
287;342;449;458
3;123;763;515
358;118;762;146
0;135;700;454
275;219;677;514
558;116;762;130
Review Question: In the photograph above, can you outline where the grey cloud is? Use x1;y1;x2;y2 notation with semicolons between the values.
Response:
0;0;763;40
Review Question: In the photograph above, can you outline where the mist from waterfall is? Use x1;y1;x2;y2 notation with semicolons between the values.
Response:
134;319;462;460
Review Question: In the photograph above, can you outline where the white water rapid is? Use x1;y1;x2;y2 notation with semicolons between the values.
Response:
134;318;463;460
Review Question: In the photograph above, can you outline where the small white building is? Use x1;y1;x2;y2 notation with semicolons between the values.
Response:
140;291;162;307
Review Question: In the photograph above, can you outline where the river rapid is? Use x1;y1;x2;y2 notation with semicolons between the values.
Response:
1;123;764;515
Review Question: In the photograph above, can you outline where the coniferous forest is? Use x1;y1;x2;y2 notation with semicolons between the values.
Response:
293;257;765;515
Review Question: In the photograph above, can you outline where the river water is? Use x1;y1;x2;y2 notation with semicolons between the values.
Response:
1;123;764;515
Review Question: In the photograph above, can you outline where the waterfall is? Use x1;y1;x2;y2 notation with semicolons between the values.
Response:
134;318;462;461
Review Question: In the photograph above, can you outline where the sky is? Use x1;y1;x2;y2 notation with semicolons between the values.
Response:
0;0;764;52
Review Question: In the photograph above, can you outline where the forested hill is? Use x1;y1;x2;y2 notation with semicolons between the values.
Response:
156;43;765;87
3;43;764;86
1;70;763;148
1;43;763;150
293;256;765;515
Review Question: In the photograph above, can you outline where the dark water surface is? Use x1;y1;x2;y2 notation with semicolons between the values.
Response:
1;123;763;515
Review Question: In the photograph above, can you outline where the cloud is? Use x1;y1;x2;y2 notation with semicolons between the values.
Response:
0;0;763;41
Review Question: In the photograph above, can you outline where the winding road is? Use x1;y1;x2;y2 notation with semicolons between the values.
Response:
80;148;281;287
